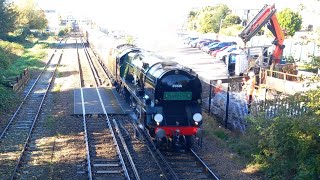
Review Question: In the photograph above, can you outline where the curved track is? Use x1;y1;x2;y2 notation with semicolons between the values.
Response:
0;39;65;179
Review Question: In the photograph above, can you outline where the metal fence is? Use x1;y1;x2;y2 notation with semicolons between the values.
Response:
200;77;309;132
200;78;248;132
250;94;309;118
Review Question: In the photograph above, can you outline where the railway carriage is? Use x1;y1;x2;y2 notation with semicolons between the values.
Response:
83;28;204;148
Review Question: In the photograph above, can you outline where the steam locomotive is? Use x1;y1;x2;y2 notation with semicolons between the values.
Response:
83;28;203;148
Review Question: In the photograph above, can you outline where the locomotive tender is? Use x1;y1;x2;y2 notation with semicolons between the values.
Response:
83;28;203;148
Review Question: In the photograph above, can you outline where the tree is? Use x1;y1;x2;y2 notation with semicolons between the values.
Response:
15;0;48;36
187;10;198;30
222;14;241;28
277;8;302;37
187;4;231;33
0;0;18;39
197;11;215;33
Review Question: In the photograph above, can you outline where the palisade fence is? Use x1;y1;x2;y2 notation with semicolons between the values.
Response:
249;96;309;119
200;78;309;133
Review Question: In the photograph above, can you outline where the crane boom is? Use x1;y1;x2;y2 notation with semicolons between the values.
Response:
239;4;285;64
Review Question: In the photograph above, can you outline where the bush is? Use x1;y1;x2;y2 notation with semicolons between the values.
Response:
243;94;320;179
58;27;71;37
220;24;243;36
0;85;20;114
0;40;25;57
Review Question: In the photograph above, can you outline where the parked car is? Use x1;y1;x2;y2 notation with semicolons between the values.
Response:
210;46;229;57
183;37;198;45
190;38;204;48
201;42;220;52
198;40;219;49
193;39;212;48
216;46;238;61
207;42;237;54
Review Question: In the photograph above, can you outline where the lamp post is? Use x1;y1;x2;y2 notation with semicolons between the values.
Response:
218;18;224;40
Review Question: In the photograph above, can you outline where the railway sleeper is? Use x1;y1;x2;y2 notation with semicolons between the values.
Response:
95;170;123;174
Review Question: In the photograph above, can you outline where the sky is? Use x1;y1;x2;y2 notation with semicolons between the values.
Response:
34;0;310;36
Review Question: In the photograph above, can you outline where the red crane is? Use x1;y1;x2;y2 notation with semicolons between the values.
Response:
239;4;285;65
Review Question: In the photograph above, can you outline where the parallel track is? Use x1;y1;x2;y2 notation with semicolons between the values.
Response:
77;36;140;179
0;39;65;179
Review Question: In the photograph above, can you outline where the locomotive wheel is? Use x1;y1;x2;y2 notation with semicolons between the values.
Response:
185;136;194;148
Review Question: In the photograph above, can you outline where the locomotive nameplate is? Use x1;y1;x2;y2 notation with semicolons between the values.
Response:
163;91;192;101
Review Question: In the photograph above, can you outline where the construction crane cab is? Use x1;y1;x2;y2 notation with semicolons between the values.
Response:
238;4;285;68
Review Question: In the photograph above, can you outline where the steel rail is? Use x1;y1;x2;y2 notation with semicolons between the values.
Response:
80;37;102;86
10;39;66;180
190;148;220;180
79;36;130;179
86;39;176;180
76;38;93;180
0;40;63;141
113;119;141;180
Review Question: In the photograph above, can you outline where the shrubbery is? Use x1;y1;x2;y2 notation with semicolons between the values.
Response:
58;27;71;37
239;93;320;179
0;85;19;114
0;41;26;84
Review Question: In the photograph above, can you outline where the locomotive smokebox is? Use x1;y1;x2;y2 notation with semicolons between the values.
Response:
155;128;166;139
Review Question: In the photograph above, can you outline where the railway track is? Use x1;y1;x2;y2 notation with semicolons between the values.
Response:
82;33;220;180
0;39;65;179
77;36;140;179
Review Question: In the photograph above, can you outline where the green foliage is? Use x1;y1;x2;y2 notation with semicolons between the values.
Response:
58;27;70;37
220;24;243;36
187;10;198;30
0;40;25;83
187;4;231;33
239;94;320;179
198;11;216;33
0;84;20;114
0;41;47;117
277;8;302;37
222;14;241;28
314;27;320;46
0;0;18;39
12;0;48;40
0;40;46;86
309;55;320;69
124;35;136;45
213;130;229;140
